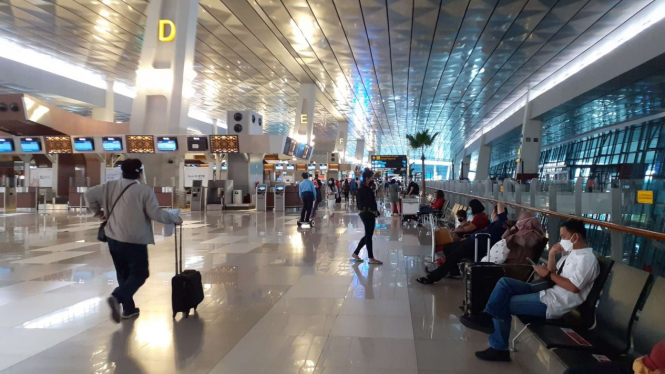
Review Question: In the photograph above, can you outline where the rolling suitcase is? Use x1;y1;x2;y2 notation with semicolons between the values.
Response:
171;224;204;318
462;233;505;316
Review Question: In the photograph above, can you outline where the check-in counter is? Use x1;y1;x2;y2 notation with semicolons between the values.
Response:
68;187;88;209
16;187;37;212
284;185;301;208
154;187;174;208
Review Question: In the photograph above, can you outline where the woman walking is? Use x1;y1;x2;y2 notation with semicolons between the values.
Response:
342;179;350;206
327;178;338;215
351;168;383;265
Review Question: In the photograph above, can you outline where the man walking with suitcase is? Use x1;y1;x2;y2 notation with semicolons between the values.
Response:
86;159;182;323
298;172;317;224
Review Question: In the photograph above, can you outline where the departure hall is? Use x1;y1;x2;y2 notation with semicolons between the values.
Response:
0;0;664;373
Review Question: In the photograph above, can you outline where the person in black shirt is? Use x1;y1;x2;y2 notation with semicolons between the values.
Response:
407;178;420;196
351;168;383;265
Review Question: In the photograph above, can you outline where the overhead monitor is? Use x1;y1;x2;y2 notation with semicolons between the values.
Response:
20;137;41;152
294;143;306;158
371;155;407;170
307;164;316;170
187;136;208;152
0;138;14;153
275;164;284;170
302;145;313;159
283;137;297;156
319;163;328;170
102;137;123;152
286;164;295;170
73;137;94;152
156;137;178;152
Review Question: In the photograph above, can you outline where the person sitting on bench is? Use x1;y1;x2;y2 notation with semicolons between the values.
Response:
416;203;508;284
460;218;600;362
564;339;665;374
453;199;490;239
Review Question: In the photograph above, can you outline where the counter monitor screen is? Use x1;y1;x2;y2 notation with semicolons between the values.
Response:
275;164;284;170
156;137;178;152
221;164;228;170
102;137;123;152
307;164;316;170
20;138;41;152
187;136;208;152
319;164;328;170
286;164;295;170
257;186;267;192
276;186;285;192
0;138;14;153
74;137;94;152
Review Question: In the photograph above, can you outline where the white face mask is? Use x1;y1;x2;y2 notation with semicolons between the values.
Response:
560;234;577;252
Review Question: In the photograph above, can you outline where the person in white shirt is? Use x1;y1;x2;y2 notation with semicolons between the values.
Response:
460;218;600;362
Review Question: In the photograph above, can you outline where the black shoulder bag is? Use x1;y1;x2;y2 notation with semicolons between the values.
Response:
97;183;136;242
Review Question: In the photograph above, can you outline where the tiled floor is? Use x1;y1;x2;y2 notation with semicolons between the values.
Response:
0;205;566;373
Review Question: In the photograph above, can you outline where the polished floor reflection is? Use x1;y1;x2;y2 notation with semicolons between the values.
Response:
0;207;565;373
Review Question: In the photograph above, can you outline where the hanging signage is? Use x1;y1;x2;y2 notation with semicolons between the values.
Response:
370;155;407;170
158;20;176;42
637;190;653;204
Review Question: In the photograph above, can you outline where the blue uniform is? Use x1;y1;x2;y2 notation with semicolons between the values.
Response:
298;179;317;199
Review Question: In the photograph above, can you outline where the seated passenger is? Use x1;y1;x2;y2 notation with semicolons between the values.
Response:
416;203;508;284
482;212;546;281
416;190;445;218
461;218;600;362
453;199;489;238
455;209;468;228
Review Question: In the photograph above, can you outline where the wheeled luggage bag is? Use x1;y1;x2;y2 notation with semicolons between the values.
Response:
462;233;505;316
171;224;204;318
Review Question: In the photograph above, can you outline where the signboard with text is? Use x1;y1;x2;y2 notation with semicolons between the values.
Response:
183;167;211;187
371;155;407;170
637;190;653;204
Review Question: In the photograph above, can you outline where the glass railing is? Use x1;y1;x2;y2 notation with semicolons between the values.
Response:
424;178;665;277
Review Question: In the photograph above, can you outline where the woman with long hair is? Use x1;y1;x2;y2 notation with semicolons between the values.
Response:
351;168;383;265
342;179;350;205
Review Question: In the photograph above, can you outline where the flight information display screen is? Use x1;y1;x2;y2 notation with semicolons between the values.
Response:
73;137;94;152
307;164;316;170
275;164;284;170
187;136;208;151
0;138;14;153
286;164;295;170
283;137;297;156
102;137;123;152
371;155;407;170
20;138;41;152
156;137;178;152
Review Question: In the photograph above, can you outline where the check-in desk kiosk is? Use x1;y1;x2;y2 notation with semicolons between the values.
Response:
191;180;205;211
16;187;38;212
206;180;226;211
274;184;286;212
154;187;174;208
256;185;267;211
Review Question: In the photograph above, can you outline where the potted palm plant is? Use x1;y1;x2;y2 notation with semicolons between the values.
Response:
406;129;439;195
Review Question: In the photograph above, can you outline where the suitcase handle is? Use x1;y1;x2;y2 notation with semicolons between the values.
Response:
474;233;491;263
174;223;183;275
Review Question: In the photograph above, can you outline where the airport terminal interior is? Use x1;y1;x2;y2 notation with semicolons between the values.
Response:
1;0;665;373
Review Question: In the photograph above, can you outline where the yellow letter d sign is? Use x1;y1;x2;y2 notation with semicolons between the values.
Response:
158;20;176;42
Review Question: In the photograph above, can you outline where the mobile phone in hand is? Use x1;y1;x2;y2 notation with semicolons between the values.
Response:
527;258;537;266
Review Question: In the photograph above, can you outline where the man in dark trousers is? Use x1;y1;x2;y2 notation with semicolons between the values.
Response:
86;159;182;323
298;172;317;223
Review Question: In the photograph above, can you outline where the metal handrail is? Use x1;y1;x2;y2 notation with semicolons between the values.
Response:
435;188;665;242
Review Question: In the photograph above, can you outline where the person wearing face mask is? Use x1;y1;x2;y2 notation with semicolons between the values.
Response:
460;218;600;362
454;199;490;237
456;209;468;226
417;203;509;284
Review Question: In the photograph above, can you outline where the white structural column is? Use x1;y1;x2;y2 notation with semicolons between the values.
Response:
335;121;348;162
130;0;199;135
461;155;471;179
294;82;316;145
91;80;115;122
475;136;491;181
355;140;365;163
519;93;543;176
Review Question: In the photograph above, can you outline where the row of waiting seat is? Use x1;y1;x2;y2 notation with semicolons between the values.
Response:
513;259;664;371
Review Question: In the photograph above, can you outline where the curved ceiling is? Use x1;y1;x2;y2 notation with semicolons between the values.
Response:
0;0;657;159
